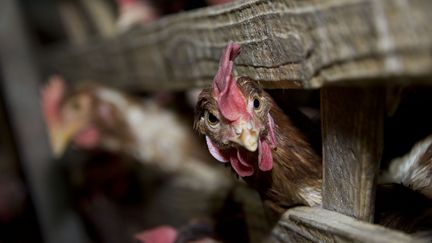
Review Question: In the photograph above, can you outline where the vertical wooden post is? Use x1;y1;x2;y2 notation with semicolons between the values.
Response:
0;1;88;242
321;87;384;222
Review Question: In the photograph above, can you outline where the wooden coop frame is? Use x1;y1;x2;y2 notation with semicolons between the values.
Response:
1;0;431;242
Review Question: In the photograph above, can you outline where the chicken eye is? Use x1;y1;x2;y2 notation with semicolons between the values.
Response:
206;112;219;126
253;98;261;110
70;100;81;111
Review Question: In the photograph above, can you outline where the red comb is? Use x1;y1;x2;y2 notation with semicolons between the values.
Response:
41;75;65;125
134;225;178;243
117;0;137;7
213;42;240;94
213;42;248;122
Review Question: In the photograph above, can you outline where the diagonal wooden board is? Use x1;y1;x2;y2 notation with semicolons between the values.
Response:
42;0;432;91
273;207;427;243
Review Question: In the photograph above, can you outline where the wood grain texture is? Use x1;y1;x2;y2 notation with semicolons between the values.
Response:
274;207;426;243
42;0;432;91
321;87;384;222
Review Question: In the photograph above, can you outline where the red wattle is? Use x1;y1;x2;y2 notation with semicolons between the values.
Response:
118;0;137;7
230;151;254;177
74;126;100;149
205;136;229;163
134;225;178;243
258;140;273;171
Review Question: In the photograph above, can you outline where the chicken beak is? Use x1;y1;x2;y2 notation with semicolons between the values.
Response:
231;123;259;152
47;124;79;157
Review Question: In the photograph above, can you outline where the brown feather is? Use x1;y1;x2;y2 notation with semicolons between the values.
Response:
195;77;321;209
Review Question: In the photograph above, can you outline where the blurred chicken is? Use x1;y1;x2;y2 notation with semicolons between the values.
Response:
135;225;178;243
381;135;432;199
375;135;432;235
60;149;149;243
42;75;236;192
194;42;432;236
58;146;254;243
135;221;219;243
41;76;263;241
0;174;26;223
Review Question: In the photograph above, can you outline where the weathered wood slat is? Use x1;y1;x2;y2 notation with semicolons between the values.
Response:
273;207;426;243
43;0;432;91
321;87;384;222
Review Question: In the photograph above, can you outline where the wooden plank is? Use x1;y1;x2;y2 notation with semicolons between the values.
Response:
274;207;425;243
0;1;89;243
42;0;432;91
321;87;383;222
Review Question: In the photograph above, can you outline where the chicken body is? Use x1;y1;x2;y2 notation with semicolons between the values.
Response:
195;77;321;209
194;42;432;237
98;89;234;193
41;77;258;242
380;134;432;199
194;43;321;209
42;77;233;193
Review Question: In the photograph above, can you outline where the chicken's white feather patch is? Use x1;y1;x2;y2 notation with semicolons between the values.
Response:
176;159;232;192
381;135;432;198
97;88;186;168
96;88;232;191
299;186;322;207
98;88;130;108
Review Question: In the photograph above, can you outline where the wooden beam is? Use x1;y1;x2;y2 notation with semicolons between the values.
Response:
273;207;425;243
321;87;383;222
42;0;432;91
0;1;88;243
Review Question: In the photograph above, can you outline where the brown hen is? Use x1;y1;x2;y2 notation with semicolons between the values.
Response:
41;76;264;242
194;43;321;210
194;42;432;236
